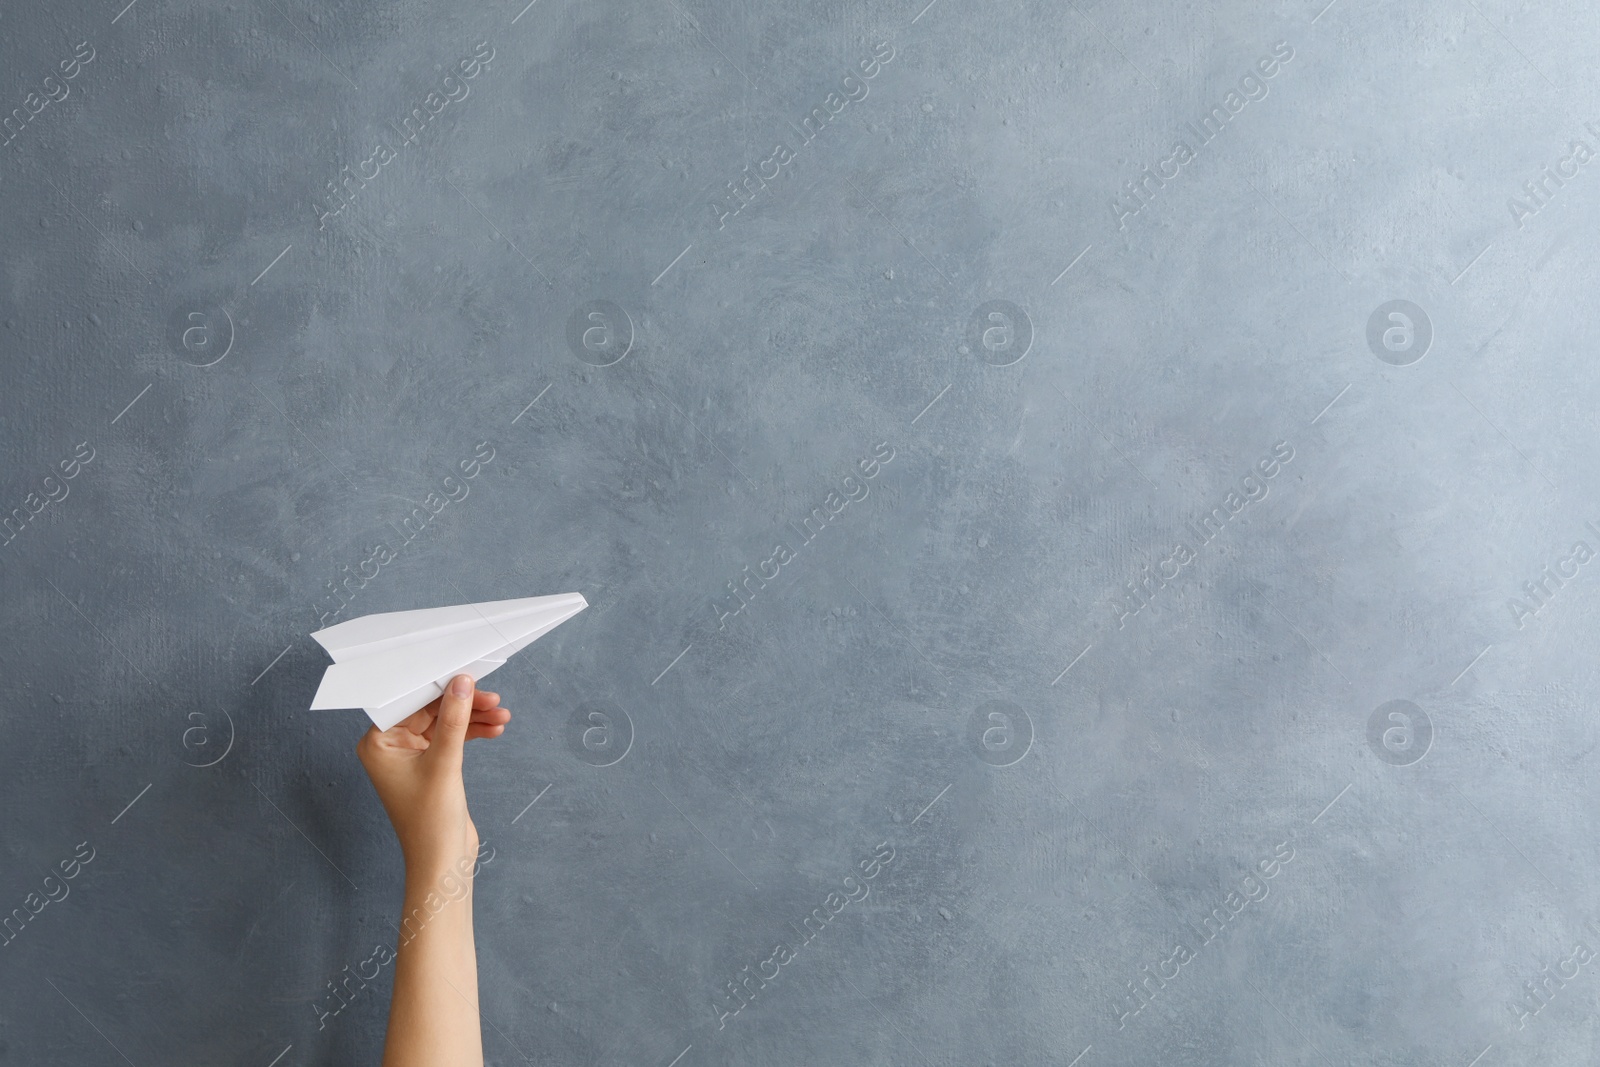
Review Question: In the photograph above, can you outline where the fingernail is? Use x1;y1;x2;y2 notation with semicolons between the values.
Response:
451;674;473;697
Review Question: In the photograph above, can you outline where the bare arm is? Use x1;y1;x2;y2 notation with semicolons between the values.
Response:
383;854;483;1066
356;673;512;1067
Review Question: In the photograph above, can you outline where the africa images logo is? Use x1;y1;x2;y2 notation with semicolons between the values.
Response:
1111;41;1294;232
712;841;895;1029
711;41;895;231
1110;440;1294;629
1110;840;1295;1031
312;41;496;229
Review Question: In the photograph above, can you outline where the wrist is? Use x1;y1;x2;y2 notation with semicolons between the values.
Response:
396;818;480;878
403;839;489;889
403;855;473;893
395;862;475;945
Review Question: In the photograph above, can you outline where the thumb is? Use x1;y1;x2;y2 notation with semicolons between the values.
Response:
429;673;475;767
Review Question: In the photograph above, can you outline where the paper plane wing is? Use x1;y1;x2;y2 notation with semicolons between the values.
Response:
308;592;587;729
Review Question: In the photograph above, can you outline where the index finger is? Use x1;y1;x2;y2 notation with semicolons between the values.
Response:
393;687;502;737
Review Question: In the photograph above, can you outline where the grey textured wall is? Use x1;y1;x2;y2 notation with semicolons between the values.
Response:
3;0;1599;1063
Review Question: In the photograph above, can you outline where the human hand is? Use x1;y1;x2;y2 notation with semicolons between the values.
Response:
355;674;511;876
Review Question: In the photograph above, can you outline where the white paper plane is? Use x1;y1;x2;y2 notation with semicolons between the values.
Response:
309;592;588;730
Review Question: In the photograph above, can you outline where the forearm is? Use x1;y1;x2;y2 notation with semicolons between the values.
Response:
381;860;483;1067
